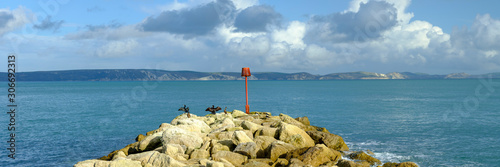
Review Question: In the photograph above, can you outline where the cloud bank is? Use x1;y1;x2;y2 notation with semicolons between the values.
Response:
2;0;500;74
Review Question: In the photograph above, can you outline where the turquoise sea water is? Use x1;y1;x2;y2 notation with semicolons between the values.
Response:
1;80;499;166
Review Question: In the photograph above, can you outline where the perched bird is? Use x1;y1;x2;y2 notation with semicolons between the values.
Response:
178;105;190;118
224;107;228;114
206;105;222;114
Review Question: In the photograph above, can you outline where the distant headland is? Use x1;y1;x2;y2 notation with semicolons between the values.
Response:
3;69;500;81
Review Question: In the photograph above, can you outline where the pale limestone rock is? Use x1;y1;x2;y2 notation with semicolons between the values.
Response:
210;118;235;130
272;158;289;167
306;131;349;151
171;113;198;124
207;161;225;167
111;151;127;160
232;130;253;145
217;158;236;167
253;136;277;158
208;131;234;140
74;159;108;167
348;151;381;165
268;141;296;161
109;157;143;167
173;118;212;133
146;123;172;136
137;132;162;152
288;158;309;167
127;151;186;167
241;160;271;167
241;121;263;134
74;158;142;167
231;110;247;118
299;144;341;166
161;126;203;149
294;116;310;126
190;149;210;159
212;151;248;166
247;159;273;166
233;142;259;159
162;144;186;157
397;162;419;167
211;139;236;154
278;123;315;148
254;127;278;138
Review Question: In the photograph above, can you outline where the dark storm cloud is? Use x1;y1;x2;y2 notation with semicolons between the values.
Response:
33;16;64;32
140;0;235;38
0;11;14;28
234;5;282;32
306;1;398;43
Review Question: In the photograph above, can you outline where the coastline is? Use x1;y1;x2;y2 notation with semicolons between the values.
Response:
74;110;418;167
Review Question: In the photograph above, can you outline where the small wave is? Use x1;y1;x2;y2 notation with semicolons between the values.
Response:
346;140;382;148
372;152;411;163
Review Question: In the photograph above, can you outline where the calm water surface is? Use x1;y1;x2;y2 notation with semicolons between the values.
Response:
1;80;499;166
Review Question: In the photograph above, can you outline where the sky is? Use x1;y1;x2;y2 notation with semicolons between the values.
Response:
1;0;500;74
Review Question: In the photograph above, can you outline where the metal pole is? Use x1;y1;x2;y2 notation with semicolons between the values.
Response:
245;76;249;114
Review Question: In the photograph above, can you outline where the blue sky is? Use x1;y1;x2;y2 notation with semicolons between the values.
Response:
1;0;500;74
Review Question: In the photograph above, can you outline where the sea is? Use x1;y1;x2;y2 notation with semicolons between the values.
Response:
1;79;499;166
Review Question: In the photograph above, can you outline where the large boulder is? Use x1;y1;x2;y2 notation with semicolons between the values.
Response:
398;162;419;167
173;118;212;133
272;158;289;167
211;139;236;154
208;131;233;140
161;126;203;149
135;134;146;142
146;123;172;136
267;141;296;161
234;142;259;159
261;119;282;128
306;131;349;151
241;161;271;167
288;158;307;167
348;151;381;165
190;149;210;159
162;144;187;160
232;131;253;145
241;121;262;134
74;158;143;167
206;161;226;167
127;151;186;167
254;127;278;138
212;151;248;166
170;113;197;124
298;144;341;166
294;116;310;126
254;136;277;158
210;118;236;131
110;158;144;167
99;142;139;160
247;159;273;166
136;132;163;152
111;151;127;160
278;123;315;148
383;162;419;167
337;159;358;167
231;110;247;118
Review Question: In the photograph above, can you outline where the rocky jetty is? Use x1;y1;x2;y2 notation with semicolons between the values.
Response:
75;110;419;167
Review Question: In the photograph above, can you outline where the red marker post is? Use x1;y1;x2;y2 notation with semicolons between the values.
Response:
241;67;251;114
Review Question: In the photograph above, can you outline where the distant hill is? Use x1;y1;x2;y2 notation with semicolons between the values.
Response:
2;69;499;81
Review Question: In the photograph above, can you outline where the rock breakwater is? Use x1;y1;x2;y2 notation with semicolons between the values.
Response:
75;110;418;167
